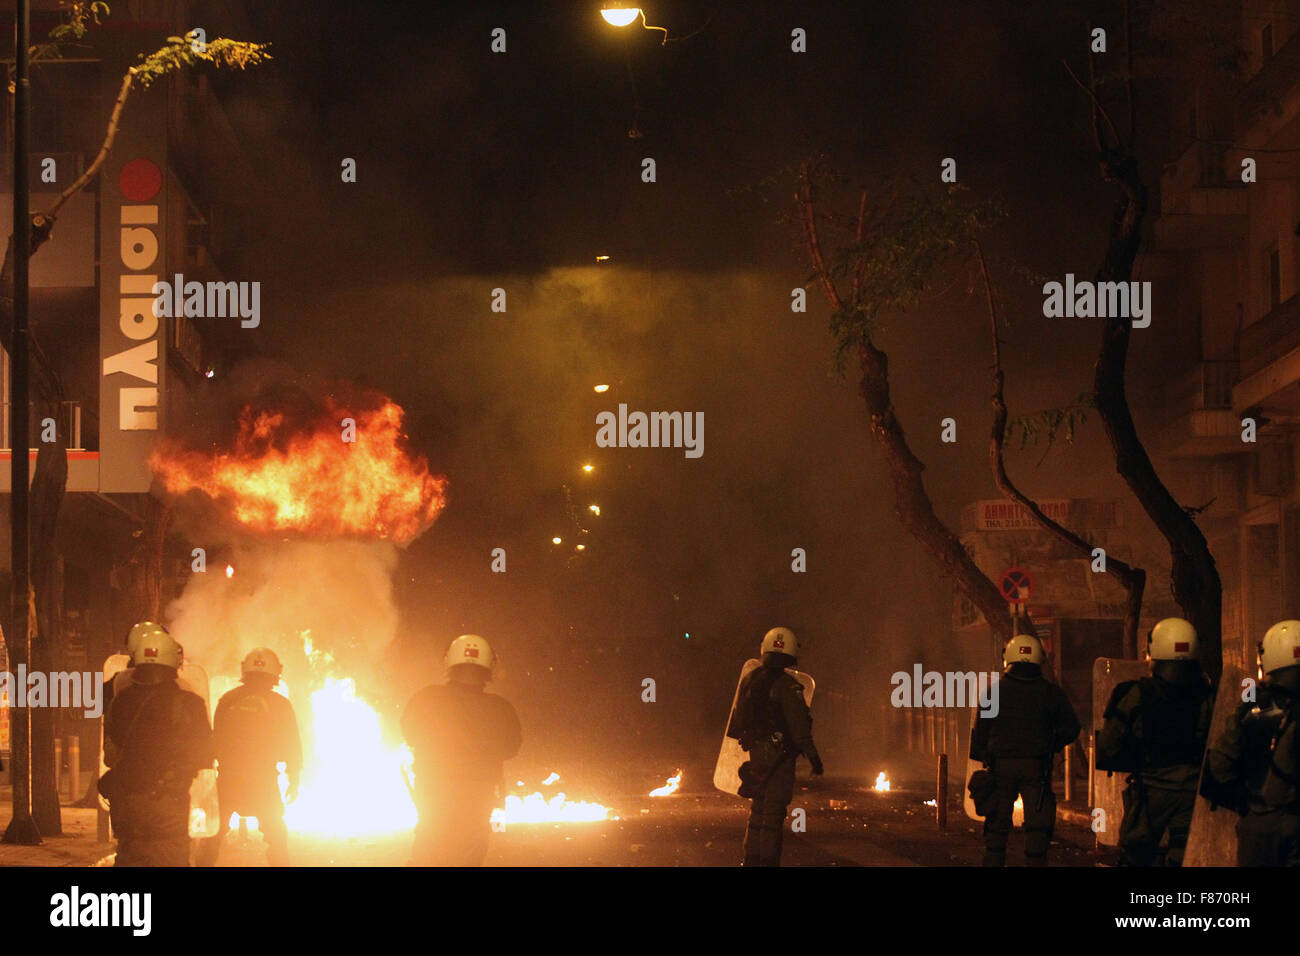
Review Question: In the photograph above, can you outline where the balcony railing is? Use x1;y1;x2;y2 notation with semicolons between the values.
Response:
0;401;88;452
1236;25;1300;137
1240;293;1300;380
1162;360;1239;420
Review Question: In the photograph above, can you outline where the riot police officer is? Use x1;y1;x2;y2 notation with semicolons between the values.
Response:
970;633;1080;867
726;627;823;867
401;634;521;866
102;623;212;866
1205;619;1300;866
1096;618;1213;866
197;647;302;867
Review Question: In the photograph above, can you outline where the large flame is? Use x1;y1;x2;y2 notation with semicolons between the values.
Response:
284;634;416;838
284;675;417;838
150;399;447;545
208;637;417;840
873;771;891;792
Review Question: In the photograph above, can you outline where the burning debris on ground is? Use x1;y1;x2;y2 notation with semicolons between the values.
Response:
649;770;682;797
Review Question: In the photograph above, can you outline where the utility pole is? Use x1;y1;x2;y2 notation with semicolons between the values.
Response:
3;0;40;847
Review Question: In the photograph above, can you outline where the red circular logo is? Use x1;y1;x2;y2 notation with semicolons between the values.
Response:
118;158;162;202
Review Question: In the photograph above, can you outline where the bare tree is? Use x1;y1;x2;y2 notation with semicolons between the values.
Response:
1063;7;1223;678
796;168;1019;643
977;241;1147;658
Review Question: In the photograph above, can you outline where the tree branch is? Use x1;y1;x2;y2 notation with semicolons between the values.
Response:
798;168;1014;642
1063;56;1119;152
797;165;845;314
978;240;1145;657
851;188;868;304
45;70;134;220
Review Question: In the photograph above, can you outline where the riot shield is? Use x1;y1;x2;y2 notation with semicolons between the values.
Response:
713;658;815;796
1090;657;1147;847
98;654;219;838
963;706;1023;827
1184;663;1248;867
96;653;129;813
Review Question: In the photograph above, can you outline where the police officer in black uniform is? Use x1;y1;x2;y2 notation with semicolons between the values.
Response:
970;632;1080;867
197;647;301;867
1205;619;1300;866
726;627;823;867
103;623;212;867
1096;617;1213;867
402;634;521;867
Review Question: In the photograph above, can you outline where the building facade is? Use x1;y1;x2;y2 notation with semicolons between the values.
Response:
1152;0;1300;672
0;0;256;772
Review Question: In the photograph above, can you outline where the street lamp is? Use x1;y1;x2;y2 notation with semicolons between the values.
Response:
600;5;668;44
600;7;641;27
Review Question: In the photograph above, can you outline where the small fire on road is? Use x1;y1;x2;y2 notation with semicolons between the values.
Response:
649;770;682;797
873;771;891;792
491;774;612;825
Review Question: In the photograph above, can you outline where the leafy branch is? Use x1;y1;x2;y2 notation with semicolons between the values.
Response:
132;33;272;88
1005;393;1094;452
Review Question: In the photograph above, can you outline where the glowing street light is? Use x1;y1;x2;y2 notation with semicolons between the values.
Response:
552;536;563;545
582;463;594;474
593;384;609;393
600;7;641;28
599;5;668;43
589;504;601;516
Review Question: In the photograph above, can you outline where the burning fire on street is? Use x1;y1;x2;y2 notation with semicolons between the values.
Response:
156;393;444;842
282;635;418;838
649;770;682;797
156;392;622;843
873;771;891;792
491;774;612;825
208;636;418;840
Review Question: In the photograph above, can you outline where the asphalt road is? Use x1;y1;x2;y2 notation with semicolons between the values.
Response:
202;778;1103;867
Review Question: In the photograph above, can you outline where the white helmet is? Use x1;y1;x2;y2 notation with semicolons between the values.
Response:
130;624;182;669
126;621;169;658
1149;618;1198;661
1003;633;1044;666
1261;620;1300;675
445;634;494;673
241;647;282;679
761;627;798;658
